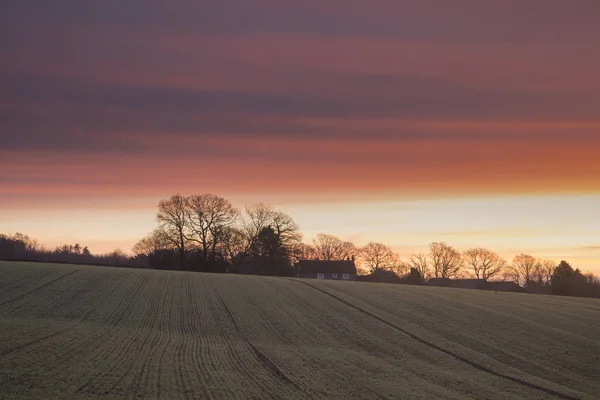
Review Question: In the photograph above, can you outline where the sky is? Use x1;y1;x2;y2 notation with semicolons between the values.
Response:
1;1;599;272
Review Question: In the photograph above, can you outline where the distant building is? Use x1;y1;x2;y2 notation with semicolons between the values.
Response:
428;278;523;292
295;259;357;281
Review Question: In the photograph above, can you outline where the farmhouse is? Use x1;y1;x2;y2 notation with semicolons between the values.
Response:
296;259;357;280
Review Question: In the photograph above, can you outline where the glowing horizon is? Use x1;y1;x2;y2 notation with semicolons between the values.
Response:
2;193;599;274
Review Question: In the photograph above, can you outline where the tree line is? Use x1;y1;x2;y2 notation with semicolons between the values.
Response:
1;192;599;298
0;233;143;268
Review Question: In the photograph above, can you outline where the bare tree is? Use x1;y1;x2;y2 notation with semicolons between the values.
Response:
242;203;275;252
237;203;302;268
530;261;545;285
392;262;409;278
218;226;246;265
220;226;245;258
102;249;129;265
240;203;301;250
271;210;303;248
541;260;556;285
293;242;316;261
132;237;153;257
156;194;189;270
507;253;541;287
10;232;40;252
312;233;338;260
132;229;172;257
462;248;507;281
187;194;239;261
407;253;430;280
359;242;399;274
429;242;463;279
312;233;356;261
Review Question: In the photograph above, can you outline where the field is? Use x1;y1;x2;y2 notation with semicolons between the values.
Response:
0;262;599;399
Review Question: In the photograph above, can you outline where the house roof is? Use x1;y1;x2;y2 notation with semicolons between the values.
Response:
296;260;357;274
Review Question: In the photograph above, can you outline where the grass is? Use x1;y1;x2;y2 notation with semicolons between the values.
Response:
0;261;599;399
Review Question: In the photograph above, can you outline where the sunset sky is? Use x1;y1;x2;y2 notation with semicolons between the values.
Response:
1;1;599;272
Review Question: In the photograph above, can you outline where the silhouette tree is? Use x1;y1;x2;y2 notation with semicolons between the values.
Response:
271;210;302;249
0;234;28;259
541;260;556;286
583;273;600;298
294;242;316;260
393;262;409;278
132;235;154;258
359;242;399;274
550;260;588;296
235;203;302;269
407;253;430;281
242;203;274;246
219;226;246;265
403;267;424;285
240;203;301;262
365;268;402;283
524;259;555;293
187;194;239;262
429;242;463;278
156;194;189;270
12;233;37;252
507;254;540;287
132;229;172;257
462;248;506;281
246;226;292;276
147;249;180;270
104;249;128;265
312;233;356;261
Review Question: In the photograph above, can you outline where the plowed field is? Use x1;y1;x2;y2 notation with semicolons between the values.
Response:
1;261;599;399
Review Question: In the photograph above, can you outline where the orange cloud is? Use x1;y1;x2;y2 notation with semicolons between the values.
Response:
2;131;598;212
